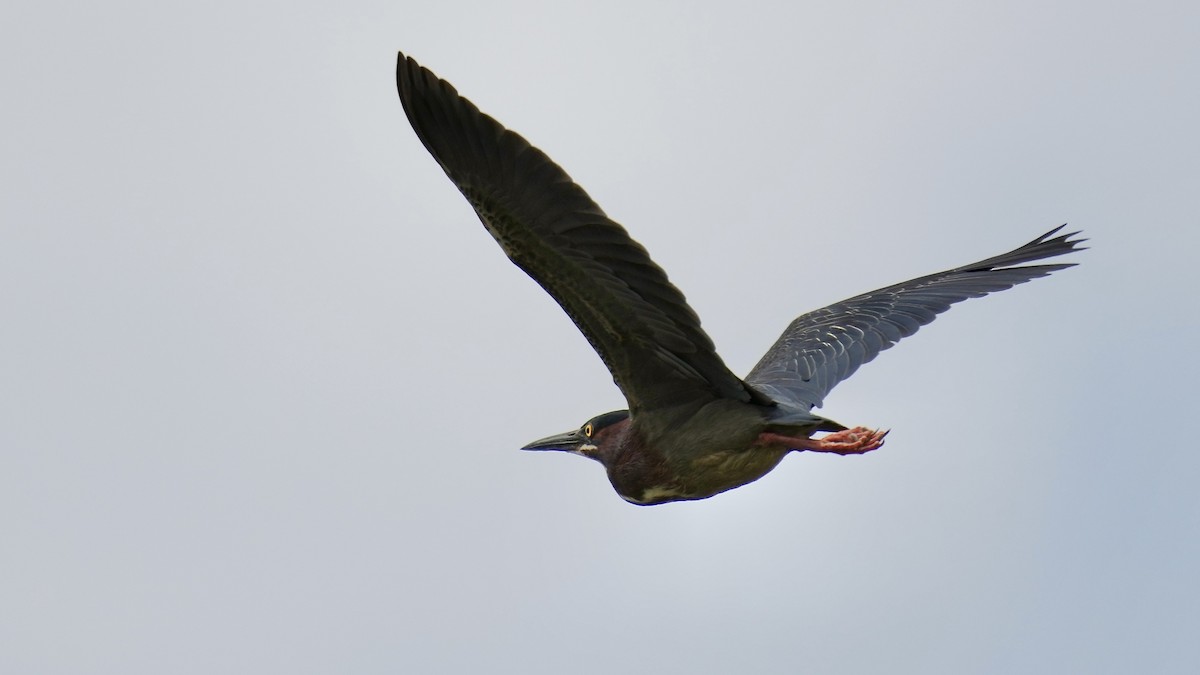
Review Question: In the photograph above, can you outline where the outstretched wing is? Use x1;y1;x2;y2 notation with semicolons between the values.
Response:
397;54;763;413
746;226;1085;409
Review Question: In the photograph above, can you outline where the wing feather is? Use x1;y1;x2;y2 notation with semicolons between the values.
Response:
398;54;760;412
746;226;1085;408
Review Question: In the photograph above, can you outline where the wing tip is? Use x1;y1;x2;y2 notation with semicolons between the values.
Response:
967;223;1087;273
1028;223;1088;253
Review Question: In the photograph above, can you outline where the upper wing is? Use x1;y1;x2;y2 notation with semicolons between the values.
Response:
745;226;1085;409
397;54;762;413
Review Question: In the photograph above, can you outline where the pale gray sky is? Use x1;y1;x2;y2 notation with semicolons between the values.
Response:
2;1;1198;673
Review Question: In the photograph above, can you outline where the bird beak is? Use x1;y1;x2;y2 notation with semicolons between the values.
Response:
521;429;584;452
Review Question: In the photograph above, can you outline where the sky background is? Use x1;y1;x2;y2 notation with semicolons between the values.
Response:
2;1;1198;673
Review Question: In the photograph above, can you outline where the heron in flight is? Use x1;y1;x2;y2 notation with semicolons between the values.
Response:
396;53;1083;505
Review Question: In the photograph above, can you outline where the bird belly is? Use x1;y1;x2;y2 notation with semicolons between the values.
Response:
612;401;786;505
619;485;689;505
685;448;790;497
616;448;790;505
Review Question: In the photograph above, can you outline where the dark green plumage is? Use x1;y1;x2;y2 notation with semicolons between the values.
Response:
397;52;1084;505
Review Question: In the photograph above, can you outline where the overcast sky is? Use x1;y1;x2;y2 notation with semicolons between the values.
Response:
2;1;1198;673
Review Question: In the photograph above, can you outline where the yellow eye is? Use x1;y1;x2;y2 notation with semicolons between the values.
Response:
583;423;594;437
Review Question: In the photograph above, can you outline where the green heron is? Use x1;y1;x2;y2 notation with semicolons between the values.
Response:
396;53;1084;505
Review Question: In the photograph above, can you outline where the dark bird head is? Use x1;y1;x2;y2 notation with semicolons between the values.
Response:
522;410;631;466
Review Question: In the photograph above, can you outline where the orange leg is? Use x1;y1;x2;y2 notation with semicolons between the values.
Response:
760;427;889;455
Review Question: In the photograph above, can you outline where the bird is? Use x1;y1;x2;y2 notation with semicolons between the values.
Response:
396;52;1084;506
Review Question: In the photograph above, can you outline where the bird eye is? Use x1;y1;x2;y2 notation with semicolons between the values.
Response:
583;423;594;437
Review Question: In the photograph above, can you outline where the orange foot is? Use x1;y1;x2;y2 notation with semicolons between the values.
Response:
762;426;888;455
